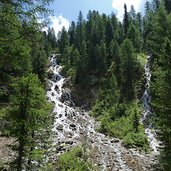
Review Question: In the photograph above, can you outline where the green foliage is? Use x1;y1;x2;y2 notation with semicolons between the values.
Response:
123;132;149;150
67;68;76;82
58;147;94;171
137;53;147;67
7;74;52;170
95;103;148;149
0;5;55;171
120;38;137;101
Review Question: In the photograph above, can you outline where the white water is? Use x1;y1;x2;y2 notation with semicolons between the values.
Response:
140;56;161;153
46;54;159;170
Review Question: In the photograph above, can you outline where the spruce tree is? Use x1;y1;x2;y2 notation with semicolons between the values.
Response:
8;74;51;170
123;3;129;37
120;39;136;101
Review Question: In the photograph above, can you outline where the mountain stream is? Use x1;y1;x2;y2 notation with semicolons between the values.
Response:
140;56;161;153
47;54;161;171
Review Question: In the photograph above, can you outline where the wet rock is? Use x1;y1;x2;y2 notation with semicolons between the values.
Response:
46;86;51;91
58;103;63;108
65;132;73;138
56;144;65;152
64;100;74;107
56;124;63;131
55;85;59;91
51;100;55;104
65;141;74;145
98;162;103;166
111;138;120;143
69;124;76;130
58;114;62;118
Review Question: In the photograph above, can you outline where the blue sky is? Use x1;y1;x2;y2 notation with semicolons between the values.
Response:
50;0;115;22
48;0;151;35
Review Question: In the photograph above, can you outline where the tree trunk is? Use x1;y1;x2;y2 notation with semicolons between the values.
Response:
17;140;24;171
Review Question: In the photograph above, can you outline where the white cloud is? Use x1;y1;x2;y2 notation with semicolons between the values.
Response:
42;15;70;36
50;15;70;36
112;0;144;21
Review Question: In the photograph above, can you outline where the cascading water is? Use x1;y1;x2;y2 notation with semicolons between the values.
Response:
47;54;160;171
140;56;161;153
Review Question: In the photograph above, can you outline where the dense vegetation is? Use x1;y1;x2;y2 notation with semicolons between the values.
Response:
0;1;56;170
0;0;171;170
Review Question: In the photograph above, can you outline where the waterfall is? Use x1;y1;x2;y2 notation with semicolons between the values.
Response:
46;54;160;170
140;55;161;153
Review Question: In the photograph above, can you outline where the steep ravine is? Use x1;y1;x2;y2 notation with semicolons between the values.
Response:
47;54;161;171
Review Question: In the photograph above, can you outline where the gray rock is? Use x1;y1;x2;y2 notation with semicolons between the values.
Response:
56;124;63;131
69;124;76;130
111;138;120;143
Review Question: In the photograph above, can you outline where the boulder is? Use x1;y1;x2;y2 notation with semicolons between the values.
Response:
56;124;63;131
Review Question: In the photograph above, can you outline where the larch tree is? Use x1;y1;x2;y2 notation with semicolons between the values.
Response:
8;74;51;171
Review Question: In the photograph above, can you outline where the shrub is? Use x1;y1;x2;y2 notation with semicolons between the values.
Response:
58;146;94;171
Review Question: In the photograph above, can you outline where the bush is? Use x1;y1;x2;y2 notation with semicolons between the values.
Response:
58;146;94;171
95;103;149;150
123;132;149;150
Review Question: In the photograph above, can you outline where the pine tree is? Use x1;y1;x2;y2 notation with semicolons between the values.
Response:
47;27;57;49
8;74;51;170
68;21;76;45
31;37;48;85
111;12;119;40
127;22;143;52
105;20;114;45
75;11;85;50
120;39;136;101
0;4;32;88
130;5;136;23
123;3;129;37
58;27;69;54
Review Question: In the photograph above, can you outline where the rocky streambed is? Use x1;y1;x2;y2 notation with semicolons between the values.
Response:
47;54;162;171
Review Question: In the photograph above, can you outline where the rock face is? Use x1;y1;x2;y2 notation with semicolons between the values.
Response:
47;54;162;171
